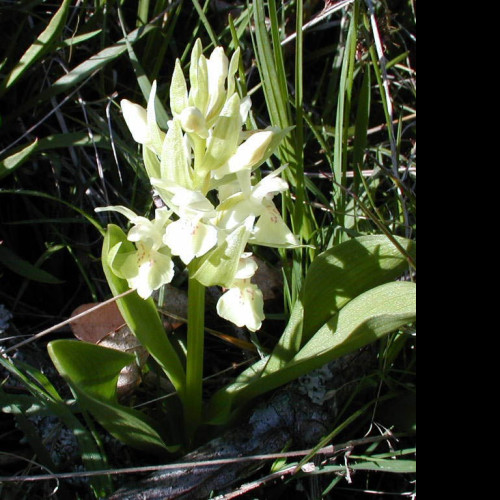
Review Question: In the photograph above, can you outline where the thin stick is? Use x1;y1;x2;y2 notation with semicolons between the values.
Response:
281;0;355;46
0;434;392;483
2;289;134;354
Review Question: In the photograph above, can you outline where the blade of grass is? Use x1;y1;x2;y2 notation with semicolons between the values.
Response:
117;7;170;130
0;245;63;285
0;189;105;236
332;0;358;242
251;0;315;306
0;0;72;96
191;0;219;46
0;139;38;180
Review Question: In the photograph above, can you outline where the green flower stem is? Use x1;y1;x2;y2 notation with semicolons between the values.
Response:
185;266;206;443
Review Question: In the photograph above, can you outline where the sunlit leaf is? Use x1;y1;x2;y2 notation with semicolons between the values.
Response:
47;340;174;454
0;139;38;180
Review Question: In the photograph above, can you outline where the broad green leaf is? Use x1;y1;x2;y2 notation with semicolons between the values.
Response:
0;245;63;284
207;281;416;424
102;225;186;398
48;340;172;454
264;235;416;376
0;0;72;95
301;235;416;342
0;139;38;180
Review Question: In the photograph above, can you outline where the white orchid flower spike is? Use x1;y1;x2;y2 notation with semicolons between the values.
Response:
99;39;303;331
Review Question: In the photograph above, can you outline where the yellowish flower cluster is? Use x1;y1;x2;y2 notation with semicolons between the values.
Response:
97;40;298;332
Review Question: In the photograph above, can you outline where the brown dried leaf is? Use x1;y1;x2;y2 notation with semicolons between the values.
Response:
70;302;149;398
70;302;125;344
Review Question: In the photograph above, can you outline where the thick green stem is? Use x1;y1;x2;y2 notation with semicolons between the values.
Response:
185;269;206;443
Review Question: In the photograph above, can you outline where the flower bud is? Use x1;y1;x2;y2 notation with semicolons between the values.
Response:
121;99;149;145
179;106;209;138
213;130;274;180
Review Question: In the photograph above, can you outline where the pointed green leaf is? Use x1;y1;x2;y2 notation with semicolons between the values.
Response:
102;225;186;399
207;281;416;424
0;245;63;284
170;59;189;116
190;220;252;288
0;0;72;95
47;340;173;454
160;119;192;188
143;145;161;178
263;235;416;377
200;93;241;175
0;139;38;180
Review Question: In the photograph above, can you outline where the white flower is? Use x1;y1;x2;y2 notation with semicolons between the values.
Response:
96;206;175;299
105;40;300;331
215;167;299;248
163;217;218;265
216;254;265;332
212;130;275;180
151;179;219;264
123;243;175;299
217;281;265;332
121;81;165;156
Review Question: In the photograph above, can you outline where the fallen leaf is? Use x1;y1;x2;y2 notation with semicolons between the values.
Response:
70;302;149;398
70;302;125;344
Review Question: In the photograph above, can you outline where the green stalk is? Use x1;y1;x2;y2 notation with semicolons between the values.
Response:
137;0;150;26
185;268;206;443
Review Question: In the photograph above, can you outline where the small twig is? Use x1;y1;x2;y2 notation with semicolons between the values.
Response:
213;464;311;499
2;289;134;354
0;434;394;484
281;0;355;46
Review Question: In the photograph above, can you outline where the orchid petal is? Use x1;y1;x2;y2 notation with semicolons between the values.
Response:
234;254;258;280
170;59;189;116
129;246;175;299
216;281;265;332
250;201;300;248
163;217;218;265
206;47;229;123
121;100;149;145
213;130;274;180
